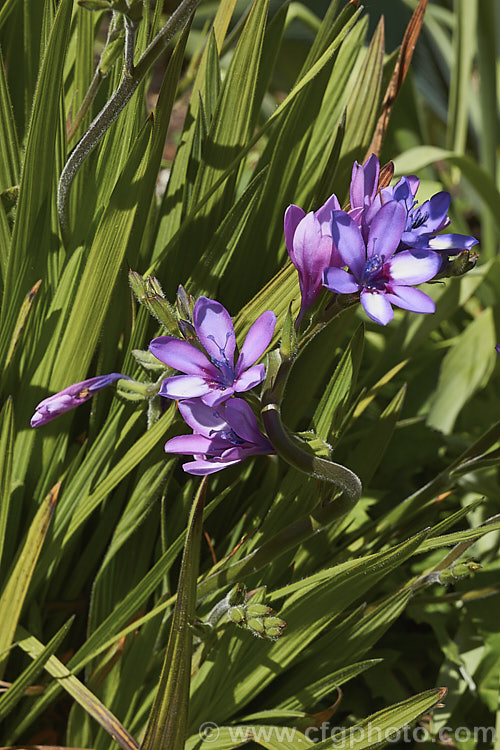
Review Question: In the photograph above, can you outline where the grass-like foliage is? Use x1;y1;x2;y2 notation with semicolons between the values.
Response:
0;0;499;748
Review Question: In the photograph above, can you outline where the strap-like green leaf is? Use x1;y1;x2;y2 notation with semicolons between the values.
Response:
0;44;19;192
50;121;153;391
0;397;13;571
0;617;73;721
348;384;407;486
142;478;207;750
0;481;59;677
313;688;447;749
0;0;72;365
13;626;139;750
313;324;364;444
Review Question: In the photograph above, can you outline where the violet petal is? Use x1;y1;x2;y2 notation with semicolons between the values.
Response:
322;267;360;294
350;153;380;208
193;296;236;367
178;398;228;437
235;310;276;376
149;336;217;377
366;201;406;262
234;364;266;393
388;249;441;284
284;204;305;259
159;375;212;400
330;210;365;279
385;286;436;314
360;290;394;326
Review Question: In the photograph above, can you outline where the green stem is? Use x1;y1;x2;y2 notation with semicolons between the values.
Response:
57;0;201;241
260;299;362;502
66;13;118;144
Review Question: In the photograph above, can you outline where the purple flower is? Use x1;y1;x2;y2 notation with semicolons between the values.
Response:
30;373;127;427
351;154;478;255
164;397;274;475
350;153;380;211
322;201;442;326
284;194;342;324
388;177;478;255
150;296;276;407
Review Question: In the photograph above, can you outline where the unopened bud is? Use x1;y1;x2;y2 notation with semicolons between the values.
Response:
228;583;247;607
178;319;197;341
131;349;166;372
128;271;178;333
246;603;272;618
99;34;125;75
247;617;266;636
116;378;151;402
176;285;194;321
447;250;479;278
265;616;286;629
264;626;283;639
227;606;245;625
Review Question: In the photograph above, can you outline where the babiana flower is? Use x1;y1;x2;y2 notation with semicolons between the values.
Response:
323;202;442;326
350;154;478;255
150;296;276;407
164;397;274;475
284;195;342;324
30;373;128;427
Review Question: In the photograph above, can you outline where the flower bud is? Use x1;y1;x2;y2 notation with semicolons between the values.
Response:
99;34;125;76
264;616;287;629
263;626;283;640
116;378;151;402
176;285;194;321
246;603;273;618
445;250;479;278
131;349;167;372
227;606;246;625
227;583;247;607
128;271;178;333
246;617;266;636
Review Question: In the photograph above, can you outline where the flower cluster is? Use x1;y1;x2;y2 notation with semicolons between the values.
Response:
285;154;478;326
150;296;276;474
31;155;478;477
31;295;276;476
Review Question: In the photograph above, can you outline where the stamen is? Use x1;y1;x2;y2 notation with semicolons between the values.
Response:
411;208;429;229
207;331;235;385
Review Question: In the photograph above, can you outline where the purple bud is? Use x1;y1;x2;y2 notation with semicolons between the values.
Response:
30;373;127;427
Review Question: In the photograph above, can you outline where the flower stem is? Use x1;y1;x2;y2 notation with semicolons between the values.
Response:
57;0;201;242
261;320;362;503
